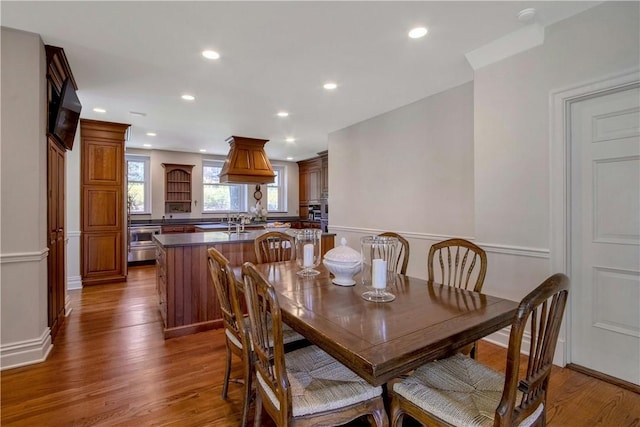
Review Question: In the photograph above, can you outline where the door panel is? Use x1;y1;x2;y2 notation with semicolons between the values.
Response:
83;187;121;229
83;233;122;275
570;85;640;385
83;141;123;185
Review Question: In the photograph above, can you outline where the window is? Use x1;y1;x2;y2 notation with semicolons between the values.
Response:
126;154;150;214
266;166;286;212
203;160;247;212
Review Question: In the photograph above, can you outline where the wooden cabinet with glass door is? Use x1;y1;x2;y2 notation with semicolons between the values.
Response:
162;163;194;213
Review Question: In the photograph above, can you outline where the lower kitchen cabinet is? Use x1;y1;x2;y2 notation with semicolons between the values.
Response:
154;232;335;339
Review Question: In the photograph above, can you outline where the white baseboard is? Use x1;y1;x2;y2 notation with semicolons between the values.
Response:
0;329;52;371
482;327;566;367
67;275;82;290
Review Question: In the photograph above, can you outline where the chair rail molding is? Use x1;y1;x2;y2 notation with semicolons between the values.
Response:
329;225;548;259
549;67;640;366
0;248;49;264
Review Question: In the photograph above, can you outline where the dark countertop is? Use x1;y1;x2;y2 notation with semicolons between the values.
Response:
194;223;269;231
130;216;320;226
154;229;335;248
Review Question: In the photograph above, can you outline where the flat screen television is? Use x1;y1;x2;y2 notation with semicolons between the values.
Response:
49;78;82;150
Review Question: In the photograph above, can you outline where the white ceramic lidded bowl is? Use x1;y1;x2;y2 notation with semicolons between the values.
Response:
323;237;363;286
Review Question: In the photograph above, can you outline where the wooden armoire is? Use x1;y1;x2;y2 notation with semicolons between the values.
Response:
80;119;130;286
45;45;75;339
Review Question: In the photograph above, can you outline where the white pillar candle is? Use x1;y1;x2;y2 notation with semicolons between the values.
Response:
372;258;387;289
303;243;314;267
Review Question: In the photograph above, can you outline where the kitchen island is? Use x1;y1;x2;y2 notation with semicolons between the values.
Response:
153;230;335;339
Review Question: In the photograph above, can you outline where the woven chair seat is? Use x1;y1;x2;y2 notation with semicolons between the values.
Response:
226;317;304;349
257;344;383;417
393;354;543;427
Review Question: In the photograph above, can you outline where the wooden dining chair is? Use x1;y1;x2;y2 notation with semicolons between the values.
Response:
428;238;487;358
428;238;487;292
207;248;308;427
207;247;253;427
254;231;296;264
389;273;569;427
207;248;307;427
378;232;410;275
242;262;389;427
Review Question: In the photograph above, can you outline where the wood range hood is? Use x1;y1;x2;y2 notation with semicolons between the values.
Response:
219;136;276;184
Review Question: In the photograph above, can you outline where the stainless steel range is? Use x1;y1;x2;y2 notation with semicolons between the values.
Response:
128;225;161;262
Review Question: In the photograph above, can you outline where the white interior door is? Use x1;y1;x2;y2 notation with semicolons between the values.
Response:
570;84;640;385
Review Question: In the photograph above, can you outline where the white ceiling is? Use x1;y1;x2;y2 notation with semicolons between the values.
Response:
2;1;599;161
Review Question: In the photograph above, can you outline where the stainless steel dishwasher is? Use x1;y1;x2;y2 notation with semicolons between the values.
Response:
128;225;161;262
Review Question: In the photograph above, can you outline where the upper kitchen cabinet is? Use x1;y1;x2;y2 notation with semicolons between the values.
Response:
298;157;322;205
162;163;194;213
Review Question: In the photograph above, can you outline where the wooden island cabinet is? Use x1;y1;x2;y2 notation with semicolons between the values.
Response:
154;230;335;339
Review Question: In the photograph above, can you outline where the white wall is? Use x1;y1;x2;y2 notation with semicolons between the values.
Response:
475;1;640;251
66;131;81;291
473;1;639;294
474;1;639;362
329;81;475;278
0;27;51;369
126;148;300;221
328;2;640;363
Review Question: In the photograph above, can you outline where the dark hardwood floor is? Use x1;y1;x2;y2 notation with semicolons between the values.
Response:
1;265;639;426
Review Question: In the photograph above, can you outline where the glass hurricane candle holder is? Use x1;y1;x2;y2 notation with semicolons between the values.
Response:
360;235;399;302
295;229;322;277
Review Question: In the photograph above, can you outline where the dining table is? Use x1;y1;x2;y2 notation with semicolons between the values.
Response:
234;260;519;387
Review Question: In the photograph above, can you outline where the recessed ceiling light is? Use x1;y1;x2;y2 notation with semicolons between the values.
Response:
408;27;428;39
277;111;289;117
93;108;106;113
143;144;152;148
517;8;537;22
181;94;195;101
286;157;294;161
285;137;295;143
202;50;220;60
146;132;156;136
129;111;146;117
199;149;207;152
323;82;337;90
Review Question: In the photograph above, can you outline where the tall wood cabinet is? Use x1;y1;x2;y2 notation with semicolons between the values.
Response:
319;150;328;199
47;138;66;338
45;45;76;339
298;153;328;220
298;157;322;204
80;119;129;286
